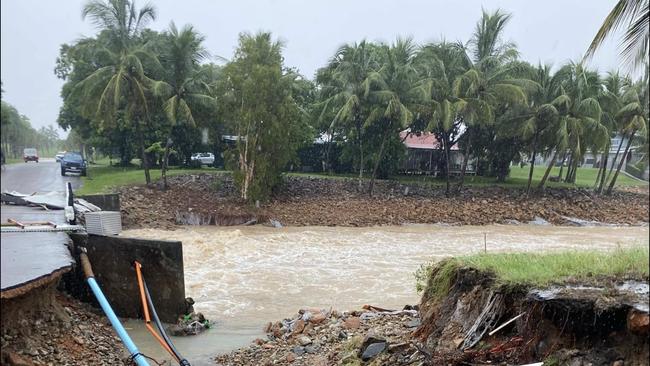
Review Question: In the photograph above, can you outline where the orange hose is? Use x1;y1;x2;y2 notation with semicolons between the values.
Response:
134;261;179;362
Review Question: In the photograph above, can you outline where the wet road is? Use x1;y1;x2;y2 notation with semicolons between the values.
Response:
1;158;82;193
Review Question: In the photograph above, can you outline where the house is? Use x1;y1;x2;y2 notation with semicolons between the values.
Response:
399;131;474;175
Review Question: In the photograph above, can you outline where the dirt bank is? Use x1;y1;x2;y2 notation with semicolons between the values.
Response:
1;287;126;366
119;174;649;229
213;264;649;366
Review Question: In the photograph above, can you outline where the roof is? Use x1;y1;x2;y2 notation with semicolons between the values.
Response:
400;131;459;151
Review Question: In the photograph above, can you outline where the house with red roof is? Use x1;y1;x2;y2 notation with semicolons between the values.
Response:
399;131;475;175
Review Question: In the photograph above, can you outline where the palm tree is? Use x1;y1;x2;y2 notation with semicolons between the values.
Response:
585;0;649;70
76;0;158;184
315;41;380;191
596;72;628;192
605;84;648;194
416;42;471;195
363;38;430;195
453;9;531;191
152;22;214;189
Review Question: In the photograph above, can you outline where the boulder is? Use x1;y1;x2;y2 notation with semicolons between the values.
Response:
344;317;361;329
361;342;386;361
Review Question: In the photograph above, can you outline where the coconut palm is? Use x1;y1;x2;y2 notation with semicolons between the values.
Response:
315;41;380;190
76;0;158;184
152;22;214;189
453;9;532;191
605;84;648;194
416;42;471;195
585;0;649;70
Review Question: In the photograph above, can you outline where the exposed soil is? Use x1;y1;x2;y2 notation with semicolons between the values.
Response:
1;285;126;366
119;174;649;229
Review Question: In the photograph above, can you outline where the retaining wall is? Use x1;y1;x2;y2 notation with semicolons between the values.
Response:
78;194;121;212
66;233;185;323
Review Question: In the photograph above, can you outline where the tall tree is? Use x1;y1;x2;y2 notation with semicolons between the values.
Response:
152;22;214;189
75;0;158;184
219;32;307;202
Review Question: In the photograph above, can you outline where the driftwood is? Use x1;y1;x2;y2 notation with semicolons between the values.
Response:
461;291;505;350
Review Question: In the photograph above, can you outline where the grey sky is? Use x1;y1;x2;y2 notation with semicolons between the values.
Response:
1;0;623;135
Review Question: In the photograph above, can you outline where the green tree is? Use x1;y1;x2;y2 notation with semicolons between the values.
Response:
219;32;307;201
152;22;215;189
75;0;158;184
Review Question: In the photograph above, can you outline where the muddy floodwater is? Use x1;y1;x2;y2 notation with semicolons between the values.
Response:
121;224;649;365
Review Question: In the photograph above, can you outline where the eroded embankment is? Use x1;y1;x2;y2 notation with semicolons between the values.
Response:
414;261;649;365
119;174;649;229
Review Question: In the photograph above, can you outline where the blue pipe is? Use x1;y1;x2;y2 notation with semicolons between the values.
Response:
86;277;150;366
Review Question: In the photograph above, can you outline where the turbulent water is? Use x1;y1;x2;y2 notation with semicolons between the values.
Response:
121;224;649;365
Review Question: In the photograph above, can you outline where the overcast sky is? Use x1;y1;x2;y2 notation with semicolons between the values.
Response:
1;0;624;135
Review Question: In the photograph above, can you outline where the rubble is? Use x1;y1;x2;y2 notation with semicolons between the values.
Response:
119;174;649;229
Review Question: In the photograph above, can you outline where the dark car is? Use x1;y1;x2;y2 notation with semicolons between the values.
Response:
23;148;39;163
60;152;87;176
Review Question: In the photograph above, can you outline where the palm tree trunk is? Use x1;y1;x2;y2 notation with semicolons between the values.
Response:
597;150;609;194
457;133;472;193
357;122;364;192
538;149;559;190
563;152;573;182
368;129;389;196
557;151;567;180
444;135;451;196
605;135;625;186
161;137;172;190
136;122;151;185
526;134;538;195
606;130;635;195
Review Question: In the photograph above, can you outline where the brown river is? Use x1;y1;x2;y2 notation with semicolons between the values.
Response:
121;224;649;365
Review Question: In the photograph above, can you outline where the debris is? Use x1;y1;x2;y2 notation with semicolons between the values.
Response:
488;312;525;336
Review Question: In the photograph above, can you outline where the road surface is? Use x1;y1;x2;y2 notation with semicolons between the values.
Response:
1;158;82;193
1;158;77;295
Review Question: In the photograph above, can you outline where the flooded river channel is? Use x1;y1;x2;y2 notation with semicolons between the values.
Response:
121;224;648;364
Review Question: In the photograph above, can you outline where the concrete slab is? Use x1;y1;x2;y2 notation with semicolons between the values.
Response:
1;231;74;293
1;205;66;224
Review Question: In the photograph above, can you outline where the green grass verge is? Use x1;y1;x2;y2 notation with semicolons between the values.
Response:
290;166;646;188
76;164;222;195
416;246;650;299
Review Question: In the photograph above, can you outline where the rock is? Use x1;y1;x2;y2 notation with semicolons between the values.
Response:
361;342;386;361
344;317;361;329
269;219;283;228
360;331;386;351
4;351;36;366
627;309;649;334
291;346;305;356
291;319;305;335
263;322;273;333
285;353;296;362
298;336;312;346
404;319;420;328
311;312;327;324
613;361;624;366
338;330;348;339
340;351;357;364
304;345;318;354
529;216;551;225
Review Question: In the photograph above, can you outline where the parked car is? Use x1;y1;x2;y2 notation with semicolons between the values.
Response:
55;151;66;162
23;148;39;163
60;152;87;176
191;152;215;166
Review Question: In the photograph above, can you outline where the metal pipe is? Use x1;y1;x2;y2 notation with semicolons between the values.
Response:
80;251;149;366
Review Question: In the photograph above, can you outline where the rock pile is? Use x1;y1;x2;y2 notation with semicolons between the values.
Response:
214;305;425;366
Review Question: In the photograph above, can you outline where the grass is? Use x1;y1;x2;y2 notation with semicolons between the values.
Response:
290;166;646;188
416;246;650;298
76;162;222;195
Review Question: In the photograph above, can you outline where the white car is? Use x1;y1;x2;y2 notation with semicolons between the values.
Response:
191;152;215;165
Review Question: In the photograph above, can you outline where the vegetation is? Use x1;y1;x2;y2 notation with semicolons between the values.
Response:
49;0;648;201
415;245;649;297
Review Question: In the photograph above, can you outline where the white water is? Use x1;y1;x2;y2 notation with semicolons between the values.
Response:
121;224;649;365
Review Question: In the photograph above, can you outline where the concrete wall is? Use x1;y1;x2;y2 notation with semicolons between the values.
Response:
78;194;120;212
66;233;185;323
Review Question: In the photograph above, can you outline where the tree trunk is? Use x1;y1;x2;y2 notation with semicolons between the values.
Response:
136;123;151;185
457;133;472;193
597;150;609;194
605;134;625;185
606;130;635;195
161;137;172;190
557;151;567;180
538;149;558;190
368;129;389;196
526;134;538;195
357;121;364;192
594;152;603;188
444;135;451;196
563;152;573;182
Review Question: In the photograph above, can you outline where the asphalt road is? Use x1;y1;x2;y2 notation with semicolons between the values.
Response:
1;158;82;194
